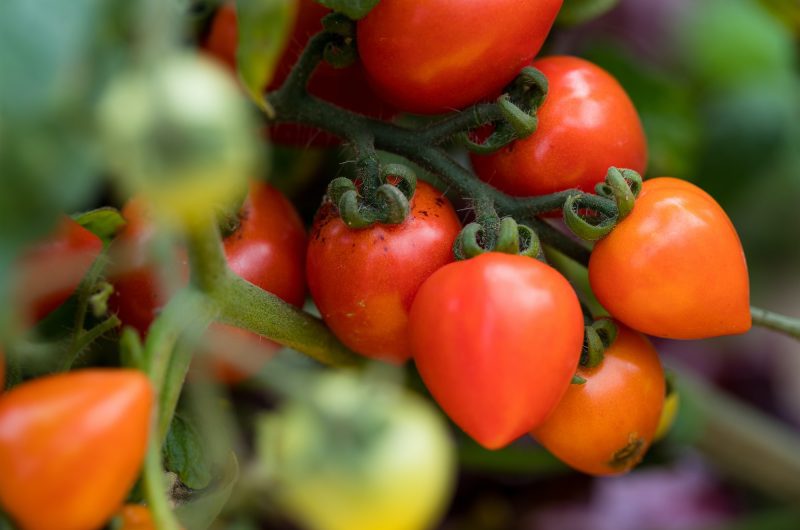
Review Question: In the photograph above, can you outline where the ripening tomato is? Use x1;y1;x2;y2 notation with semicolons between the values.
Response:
589;177;751;339
357;0;563;114
15;216;103;324
0;369;153;530
203;1;394;146
409;253;584;449
471;56;648;197
532;323;665;475
109;181;306;381
306;182;461;363
118;504;155;530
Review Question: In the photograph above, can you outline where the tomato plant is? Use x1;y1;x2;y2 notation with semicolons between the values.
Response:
307;181;461;363
589;177;751;339
532;322;665;475
15;216;103;324
409;252;584;449
357;0;563;114
471;56;648;196
0;369;153;530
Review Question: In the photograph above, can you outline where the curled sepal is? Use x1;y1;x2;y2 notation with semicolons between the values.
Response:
453;223;487;261
517;224;542;259
321;12;356;37
581;325;606;368
375;184;410;224
571;374;587;385
594;167;643;220
337;190;376;229
458;126;517;154
508;66;549;111
563;194;617;241
380;163;417;200
497;94;538;139
591;317;618;348
327;177;357;206
323;40;357;69
495;217;521;255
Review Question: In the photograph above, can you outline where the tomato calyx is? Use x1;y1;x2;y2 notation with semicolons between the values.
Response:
321;13;357;69
326;161;417;228
453;199;540;260
563;167;643;241
461;66;548;154
571;318;618;385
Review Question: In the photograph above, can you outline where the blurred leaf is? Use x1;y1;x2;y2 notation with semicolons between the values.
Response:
176;452;240;530
314;0;380;20
236;0;297;111
164;414;215;490
74;208;127;245
557;0;619;26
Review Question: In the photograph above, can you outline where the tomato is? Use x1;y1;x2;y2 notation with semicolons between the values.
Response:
409;252;584;449
357;0;563;114
109;181;306;381
471;56;648;197
15;216;103;324
532;323;665;475
203;1;394;146
0;369;153;530
589;177;751;339
118;505;155;530
306;181;461;363
261;372;456;530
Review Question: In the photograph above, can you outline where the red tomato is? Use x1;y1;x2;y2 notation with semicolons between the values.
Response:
471;56;648;196
532;322;665;475
589;177;751;339
15;216;103;324
306;181;461;363
203;1;394;146
357;0;563;114
109;181;306;381
0;369;153;530
409;252;584;449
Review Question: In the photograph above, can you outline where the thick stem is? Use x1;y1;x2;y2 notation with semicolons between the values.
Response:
751;306;800;341
142;428;182;530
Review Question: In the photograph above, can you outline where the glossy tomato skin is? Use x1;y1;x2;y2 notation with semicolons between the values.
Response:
16;216;103;323
203;1;394;146
0;369;153;530
306;182;460;363
471;56;648;196
532;323;665;475
409;253;584;449
357;0;563;114
589;177;751;339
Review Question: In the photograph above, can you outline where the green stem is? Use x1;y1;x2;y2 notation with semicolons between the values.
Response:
60;315;121;371
142;428;182;530
751;306;800;341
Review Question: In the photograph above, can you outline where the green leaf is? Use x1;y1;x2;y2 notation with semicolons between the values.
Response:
164;414;215;490
176;453;240;530
314;0;380;20
235;0;297;111
557;0;619;26
73;207;127;245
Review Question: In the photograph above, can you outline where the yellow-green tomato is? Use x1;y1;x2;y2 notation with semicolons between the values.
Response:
98;53;259;228
258;372;456;530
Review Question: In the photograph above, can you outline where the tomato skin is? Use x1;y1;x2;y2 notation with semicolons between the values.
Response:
0;369;153;530
589;177;751;339
357;0;563;114
118;505;155;530
471;56;648;196
109;181;306;382
532;323;665;476
203;1;394;146
16;216;103;323
306;182;461;363
409;252;584;449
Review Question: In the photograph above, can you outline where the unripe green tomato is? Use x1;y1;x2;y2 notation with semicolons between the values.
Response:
98;54;259;228
258;372;456;530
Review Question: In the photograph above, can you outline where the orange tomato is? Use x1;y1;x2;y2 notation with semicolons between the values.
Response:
589;177;751;339
118;504;155;530
0;369;153;530
532;323;665;475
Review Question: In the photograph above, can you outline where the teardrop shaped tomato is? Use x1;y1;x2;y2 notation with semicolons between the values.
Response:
306;182;461;363
589;177;751;339
409;252;584;449
532;322;665;475
471;56;648;196
0;369;153;530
